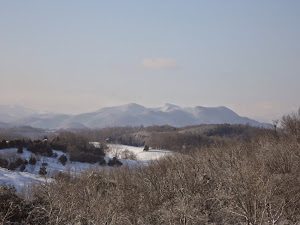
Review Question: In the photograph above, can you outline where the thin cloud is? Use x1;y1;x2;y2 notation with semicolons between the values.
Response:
141;58;179;70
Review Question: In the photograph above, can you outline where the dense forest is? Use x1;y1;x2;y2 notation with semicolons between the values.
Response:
0;109;300;224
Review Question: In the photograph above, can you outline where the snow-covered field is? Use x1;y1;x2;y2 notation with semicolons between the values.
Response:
0;145;171;191
0;168;45;191
106;144;171;163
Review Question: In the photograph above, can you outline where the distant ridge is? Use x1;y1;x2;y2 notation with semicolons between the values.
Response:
0;103;268;129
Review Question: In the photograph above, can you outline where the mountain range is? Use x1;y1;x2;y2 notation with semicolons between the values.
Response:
0;103;268;129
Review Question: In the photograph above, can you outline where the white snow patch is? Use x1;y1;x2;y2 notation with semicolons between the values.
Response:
0;167;46;191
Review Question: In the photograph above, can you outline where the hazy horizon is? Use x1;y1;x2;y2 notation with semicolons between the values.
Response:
0;102;297;124
1;1;299;122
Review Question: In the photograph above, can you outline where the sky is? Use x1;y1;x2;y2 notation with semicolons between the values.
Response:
0;1;299;122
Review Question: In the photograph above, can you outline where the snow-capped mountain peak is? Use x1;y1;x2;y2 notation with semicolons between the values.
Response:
159;103;181;112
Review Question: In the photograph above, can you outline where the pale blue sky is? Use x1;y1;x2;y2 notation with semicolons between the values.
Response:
1;1;299;122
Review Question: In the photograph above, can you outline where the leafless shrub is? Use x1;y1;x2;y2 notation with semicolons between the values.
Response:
2;134;300;224
2;109;300;224
120;149;137;161
281;107;300;142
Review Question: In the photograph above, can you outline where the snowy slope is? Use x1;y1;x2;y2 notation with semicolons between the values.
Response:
0;145;171;190
0;168;45;191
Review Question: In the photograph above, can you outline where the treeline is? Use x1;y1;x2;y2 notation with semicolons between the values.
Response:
0;125;53;140
147;132;214;151
70;123;266;152
0;109;300;224
0;133;107;164
1;123;267;153
0;139;27;150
